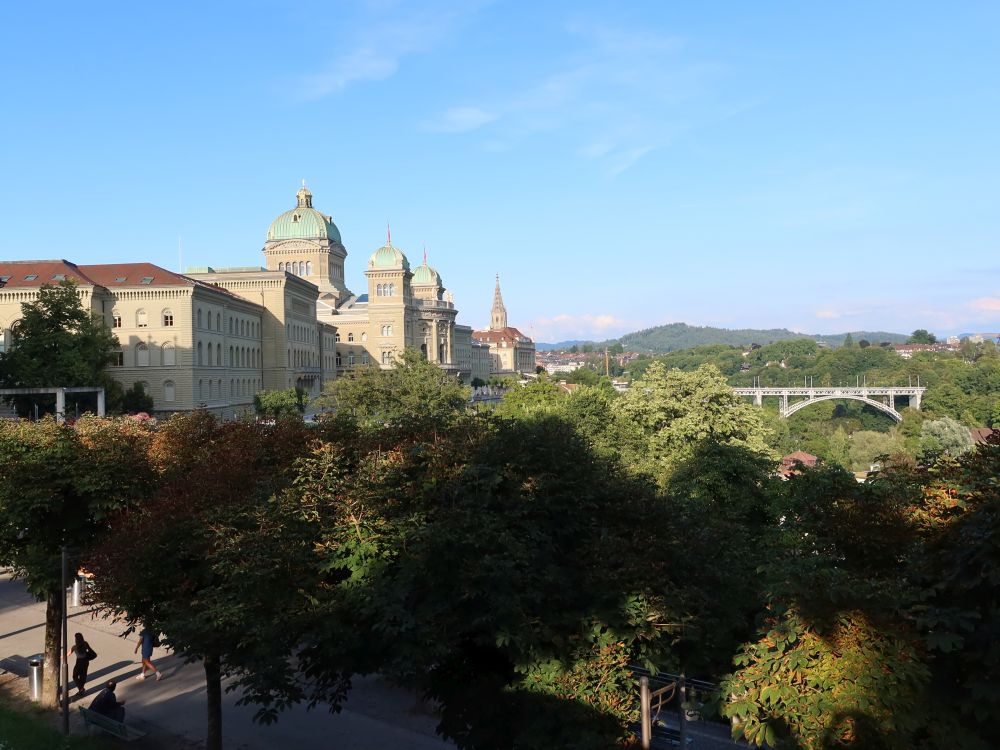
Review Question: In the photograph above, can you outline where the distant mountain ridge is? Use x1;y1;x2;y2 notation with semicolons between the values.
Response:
537;323;909;353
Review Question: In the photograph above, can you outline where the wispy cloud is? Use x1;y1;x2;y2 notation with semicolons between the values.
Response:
297;4;482;100
969;296;1000;312
530;312;633;342
426;106;498;133
424;18;725;175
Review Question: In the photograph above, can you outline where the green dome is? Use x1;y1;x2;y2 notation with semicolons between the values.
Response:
368;243;410;270
412;262;442;286
267;186;342;243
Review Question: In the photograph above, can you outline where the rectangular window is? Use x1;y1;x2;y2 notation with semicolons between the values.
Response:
112;315;122;328
112;351;124;367
163;313;174;326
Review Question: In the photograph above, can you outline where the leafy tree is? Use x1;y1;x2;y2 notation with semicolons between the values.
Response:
908;329;937;344
253;387;307;420
849;430;903;472
121;382;154;414
0;280;119;416
561;366;601;386
293;413;673;749
858;339;871;349
0;417;154;706
918;416;972;460
828;426;851;468
614;363;772;484
471;377;487;388
842;332;855;348
494;379;565;420
88;414;319;750
316;348;469;438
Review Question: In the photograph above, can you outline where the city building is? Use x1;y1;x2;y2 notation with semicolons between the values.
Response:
201;185;492;384
472;275;536;375
0;185;509;417
0;259;328;420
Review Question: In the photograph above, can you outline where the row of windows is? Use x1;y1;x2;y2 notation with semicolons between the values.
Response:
375;283;396;297
334;331;367;343
113;309;173;329
279;261;312;276
112;308;259;338
196;378;260;402
110;342;259;368
197;342;260;369
287;322;316;343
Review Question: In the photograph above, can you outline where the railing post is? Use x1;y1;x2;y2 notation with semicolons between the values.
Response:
640;675;651;749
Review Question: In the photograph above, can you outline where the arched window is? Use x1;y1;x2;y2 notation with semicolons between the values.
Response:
198;379;204;400
197;341;203;366
335;351;342;367
162;342;176;366
241;347;247;367
381;351;391;365
387;283;395;297
164;380;175;402
335;332;341;342
136;342;149;367
162;309;174;327
348;352;355;366
216;344;222;366
347;332;354;342
241;320;246;337
216;313;221;331
305;261;312;276
361;332;368;343
229;317;234;334
362;351;370;365
136;309;148;328
111;310;122;328
196;309;202;328
278;262;284;271
229;345;234;366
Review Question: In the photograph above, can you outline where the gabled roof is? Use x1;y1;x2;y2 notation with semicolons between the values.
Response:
472;326;533;344
0;259;100;288
77;262;193;287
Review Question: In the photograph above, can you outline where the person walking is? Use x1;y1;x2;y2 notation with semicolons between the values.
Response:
66;631;97;699
89;680;125;721
134;626;163;681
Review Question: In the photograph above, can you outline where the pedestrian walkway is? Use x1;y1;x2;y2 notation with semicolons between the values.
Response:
0;572;450;749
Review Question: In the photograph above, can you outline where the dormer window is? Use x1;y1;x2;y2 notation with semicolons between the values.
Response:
115;276;127;282
24;274;37;281
52;274;66;281
140;276;154;285
292;213;300;222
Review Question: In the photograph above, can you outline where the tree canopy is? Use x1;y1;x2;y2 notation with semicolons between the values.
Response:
0;280;118;415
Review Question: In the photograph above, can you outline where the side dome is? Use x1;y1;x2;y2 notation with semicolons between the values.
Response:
368;243;410;271
267;186;342;243
412;262;442;286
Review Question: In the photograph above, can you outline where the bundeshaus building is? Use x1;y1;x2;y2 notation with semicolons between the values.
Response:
0;185;533;418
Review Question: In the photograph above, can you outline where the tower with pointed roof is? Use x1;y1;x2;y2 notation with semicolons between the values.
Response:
489;274;508;331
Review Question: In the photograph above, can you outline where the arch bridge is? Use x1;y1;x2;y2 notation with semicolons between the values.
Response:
732;386;925;422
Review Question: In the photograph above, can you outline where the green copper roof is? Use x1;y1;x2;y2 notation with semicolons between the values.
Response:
368;244;410;270
412;263;441;286
267;186;342;243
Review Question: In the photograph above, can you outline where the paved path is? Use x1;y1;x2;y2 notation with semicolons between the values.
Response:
0;572;450;749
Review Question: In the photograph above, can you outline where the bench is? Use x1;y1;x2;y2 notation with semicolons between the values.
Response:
78;706;147;741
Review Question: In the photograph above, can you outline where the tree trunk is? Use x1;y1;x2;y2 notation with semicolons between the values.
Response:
41;587;63;708
204;653;223;750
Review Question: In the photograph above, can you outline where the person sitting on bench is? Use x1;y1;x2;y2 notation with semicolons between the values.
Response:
88;680;126;722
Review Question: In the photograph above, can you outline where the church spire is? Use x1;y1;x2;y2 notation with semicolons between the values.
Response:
490;273;508;331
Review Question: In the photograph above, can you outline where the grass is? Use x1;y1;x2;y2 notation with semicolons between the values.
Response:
0;701;111;750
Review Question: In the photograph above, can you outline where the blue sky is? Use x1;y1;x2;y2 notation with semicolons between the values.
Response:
1;1;998;342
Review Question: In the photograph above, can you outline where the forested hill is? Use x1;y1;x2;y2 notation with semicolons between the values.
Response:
617;323;908;353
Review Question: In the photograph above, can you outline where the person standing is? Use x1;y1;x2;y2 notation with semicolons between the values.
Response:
89;680;125;721
66;631;96;699
134;627;163;681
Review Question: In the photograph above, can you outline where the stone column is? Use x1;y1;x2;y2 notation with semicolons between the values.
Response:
430;319;439;362
56;388;65;423
446;323;453;364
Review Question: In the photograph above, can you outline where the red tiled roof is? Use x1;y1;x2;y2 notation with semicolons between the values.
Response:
472;326;533;344
782;450;818;465
0;259;100;288
77;262;193;287
970;427;998;445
